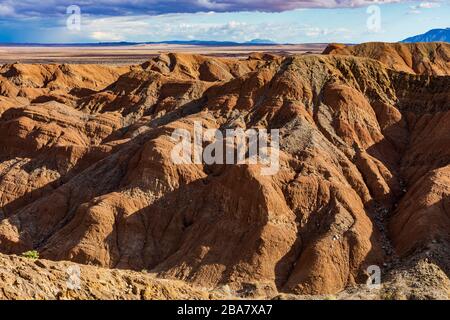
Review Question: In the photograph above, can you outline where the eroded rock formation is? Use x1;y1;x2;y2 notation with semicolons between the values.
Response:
0;43;448;296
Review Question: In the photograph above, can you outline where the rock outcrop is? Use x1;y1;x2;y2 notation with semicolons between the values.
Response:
0;253;222;300
1;252;447;300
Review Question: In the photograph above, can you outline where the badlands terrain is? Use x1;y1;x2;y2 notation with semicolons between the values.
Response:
0;43;326;65
0;42;449;299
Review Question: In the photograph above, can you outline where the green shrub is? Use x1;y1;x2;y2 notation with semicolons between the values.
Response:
22;250;39;259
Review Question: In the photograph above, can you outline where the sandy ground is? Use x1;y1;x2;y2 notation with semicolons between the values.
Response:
0;44;327;65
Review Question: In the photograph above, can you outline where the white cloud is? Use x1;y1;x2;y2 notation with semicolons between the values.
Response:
418;1;441;8
408;1;441;13
76;13;354;43
0;3;15;16
0;0;429;18
91;31;123;41
195;0;229;10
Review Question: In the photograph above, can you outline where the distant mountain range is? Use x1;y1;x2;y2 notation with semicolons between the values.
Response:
4;29;449;47
0;39;279;47
402;28;450;43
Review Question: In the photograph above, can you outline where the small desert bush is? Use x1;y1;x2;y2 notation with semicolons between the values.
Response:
22;250;39;259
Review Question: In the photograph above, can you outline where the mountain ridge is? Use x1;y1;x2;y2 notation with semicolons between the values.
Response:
402;28;450;43
0;39;282;47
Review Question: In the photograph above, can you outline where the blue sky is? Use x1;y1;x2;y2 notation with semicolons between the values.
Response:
0;0;448;43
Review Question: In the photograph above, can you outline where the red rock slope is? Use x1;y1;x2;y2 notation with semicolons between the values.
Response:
0;45;448;296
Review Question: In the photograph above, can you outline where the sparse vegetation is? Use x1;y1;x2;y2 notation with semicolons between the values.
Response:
22;250;39;260
380;290;398;300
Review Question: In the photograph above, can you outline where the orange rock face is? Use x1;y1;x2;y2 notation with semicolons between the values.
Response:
0;44;448;295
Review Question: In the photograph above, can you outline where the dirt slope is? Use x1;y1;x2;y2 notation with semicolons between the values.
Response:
0;45;449;297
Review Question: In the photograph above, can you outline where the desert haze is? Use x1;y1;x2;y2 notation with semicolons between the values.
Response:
0;42;449;300
0;44;327;65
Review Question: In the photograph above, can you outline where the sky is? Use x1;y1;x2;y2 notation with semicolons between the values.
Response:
0;0;448;43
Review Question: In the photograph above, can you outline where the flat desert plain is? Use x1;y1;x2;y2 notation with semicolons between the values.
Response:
1;42;448;300
0;43;327;65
